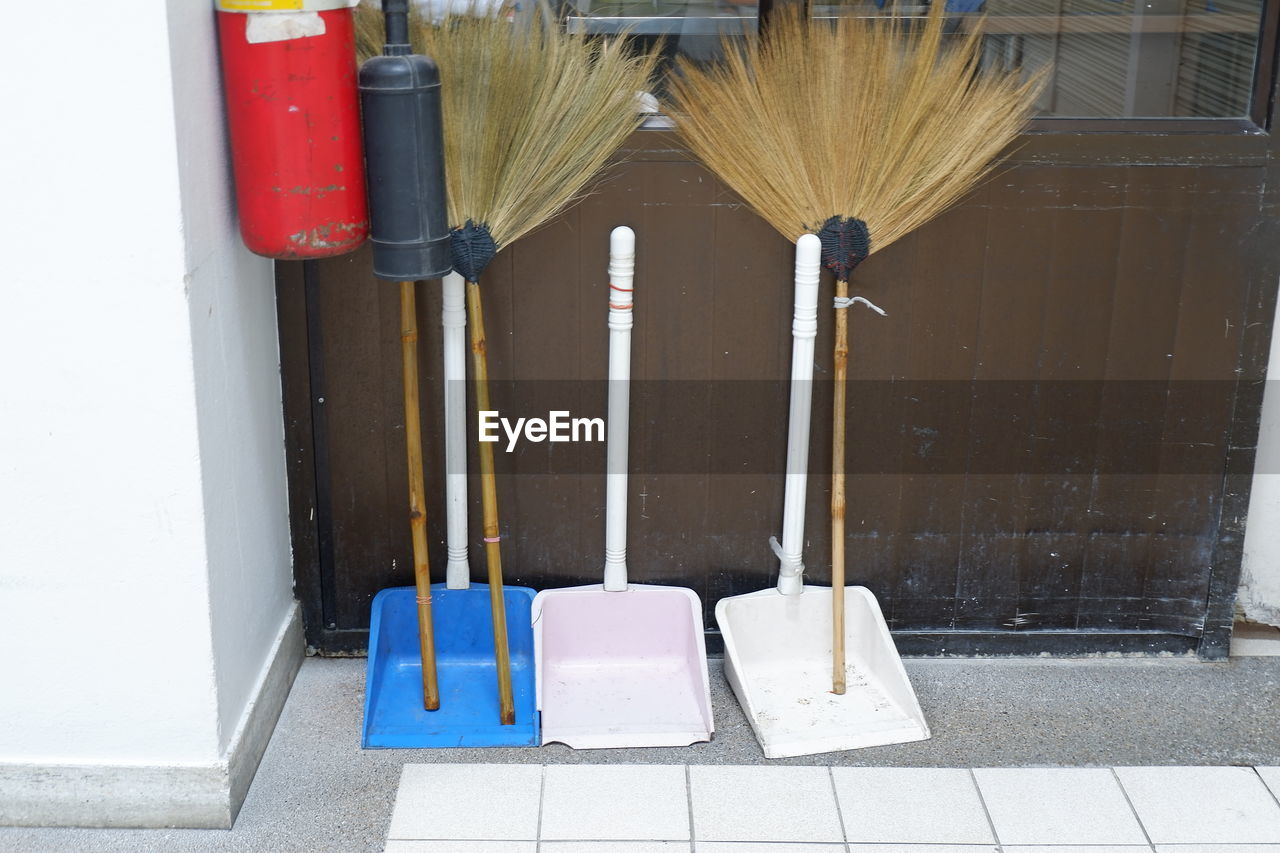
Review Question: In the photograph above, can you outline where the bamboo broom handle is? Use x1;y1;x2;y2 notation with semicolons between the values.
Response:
400;281;441;711
831;278;848;696
465;280;516;726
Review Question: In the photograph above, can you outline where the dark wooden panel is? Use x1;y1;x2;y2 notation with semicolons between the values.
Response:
280;123;1280;656
276;260;324;648
896;199;988;632
704;176;793;627
953;167;1056;631
1021;166;1126;630
503;207;586;588
1078;165;1191;632
845;226;915;626
629;160;718;610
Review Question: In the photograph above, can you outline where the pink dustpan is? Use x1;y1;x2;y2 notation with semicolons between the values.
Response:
531;226;715;749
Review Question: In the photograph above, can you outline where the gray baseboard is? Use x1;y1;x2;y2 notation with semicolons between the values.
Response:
227;603;304;824
0;604;303;829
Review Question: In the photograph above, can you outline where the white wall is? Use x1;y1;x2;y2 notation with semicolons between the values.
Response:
165;0;297;754
0;1;222;767
0;0;298;827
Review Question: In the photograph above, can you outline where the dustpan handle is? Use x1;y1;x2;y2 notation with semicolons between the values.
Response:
443;272;471;589
603;226;635;592
776;234;821;595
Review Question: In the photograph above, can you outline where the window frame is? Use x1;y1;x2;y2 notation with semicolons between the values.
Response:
751;0;1280;136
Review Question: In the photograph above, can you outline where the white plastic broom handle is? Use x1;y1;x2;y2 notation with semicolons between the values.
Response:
603;226;635;592
443;271;471;589
776;234;821;595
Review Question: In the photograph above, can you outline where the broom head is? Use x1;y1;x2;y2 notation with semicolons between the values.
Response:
357;3;660;282
666;4;1044;279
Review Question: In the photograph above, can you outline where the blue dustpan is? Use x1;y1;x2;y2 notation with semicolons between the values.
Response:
362;584;539;748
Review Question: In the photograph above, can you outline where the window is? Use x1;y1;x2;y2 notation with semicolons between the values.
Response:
565;0;1271;119
970;0;1267;117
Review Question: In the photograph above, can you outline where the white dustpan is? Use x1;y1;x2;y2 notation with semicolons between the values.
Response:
715;234;929;759
531;226;715;749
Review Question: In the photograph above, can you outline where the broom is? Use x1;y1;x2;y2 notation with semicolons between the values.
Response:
668;4;1041;694
358;3;658;724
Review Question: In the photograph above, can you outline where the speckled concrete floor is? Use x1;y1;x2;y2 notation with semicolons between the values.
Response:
3;655;1279;853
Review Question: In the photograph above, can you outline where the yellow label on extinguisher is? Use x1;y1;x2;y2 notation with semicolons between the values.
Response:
216;0;359;10
217;0;303;10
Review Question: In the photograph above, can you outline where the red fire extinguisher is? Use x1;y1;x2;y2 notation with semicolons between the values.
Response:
216;0;368;259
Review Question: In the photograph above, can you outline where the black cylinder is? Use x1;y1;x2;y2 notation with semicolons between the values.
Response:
359;53;451;281
382;0;411;53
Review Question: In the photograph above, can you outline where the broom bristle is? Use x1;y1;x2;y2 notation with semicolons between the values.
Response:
357;4;659;264
666;5;1043;258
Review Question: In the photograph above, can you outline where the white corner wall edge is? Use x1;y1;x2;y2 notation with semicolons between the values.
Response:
164;0;298;755
1241;280;1280;627
225;604;305;823
0;0;299;830
0;605;303;829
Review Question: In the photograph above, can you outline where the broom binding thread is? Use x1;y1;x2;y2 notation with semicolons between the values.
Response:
768;534;804;577
817;216;871;282
451;220;498;283
833;295;888;315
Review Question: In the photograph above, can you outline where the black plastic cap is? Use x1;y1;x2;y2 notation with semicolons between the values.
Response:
450;221;497;283
817;216;871;282
359;53;452;281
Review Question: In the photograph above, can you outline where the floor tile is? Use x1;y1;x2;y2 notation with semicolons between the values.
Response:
542;843;691;853
387;764;543;841
973;767;1148;845
1005;848;1152;853
695;844;847;853
689;766;844;843
540;764;690;841
1256;766;1280;799
833;767;994;844
837;847;998;853
383;842;537;853
1154;847;1280;853
1115;766;1280;844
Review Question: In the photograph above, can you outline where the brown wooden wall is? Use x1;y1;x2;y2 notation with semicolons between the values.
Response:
280;127;1280;658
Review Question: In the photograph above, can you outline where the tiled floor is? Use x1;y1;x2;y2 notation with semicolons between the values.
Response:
384;764;1280;852
7;655;1280;853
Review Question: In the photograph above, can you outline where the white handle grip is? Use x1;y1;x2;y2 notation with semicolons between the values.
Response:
442;272;471;589
603;226;635;592
776;234;820;595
